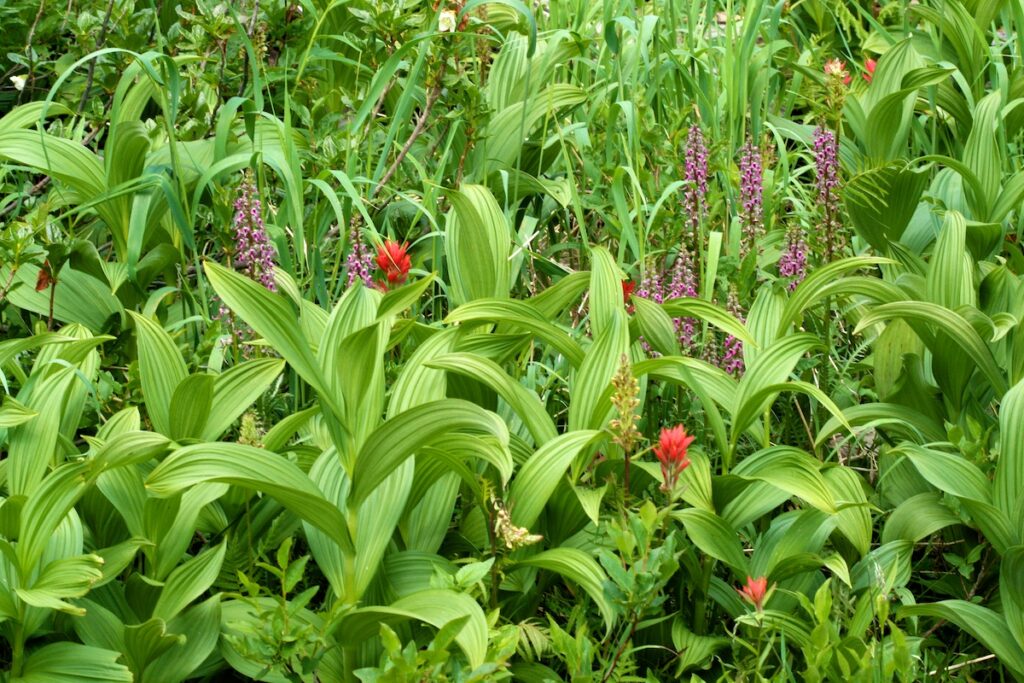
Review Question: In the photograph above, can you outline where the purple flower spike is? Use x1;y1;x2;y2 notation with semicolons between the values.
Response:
738;139;764;258
779;224;808;291
233;179;277;291
684;125;709;244
813;127;845;262
345;227;375;288
667;247;699;350
720;290;745;377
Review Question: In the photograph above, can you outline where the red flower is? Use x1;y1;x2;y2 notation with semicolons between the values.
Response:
653;424;695;491
622;280;635;302
738;575;769;611
375;239;411;286
35;262;53;292
863;58;876;82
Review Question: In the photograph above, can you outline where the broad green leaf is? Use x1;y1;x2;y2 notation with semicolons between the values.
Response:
1001;547;1024;651
340;589;488;668
152;543;225;621
349;399;508;506
129;312;187;436
995;379;1024;525
446;184;511;304
672;508;748;577
446;299;585;366
145;443;353;554
882;492;962;544
732;334;821;441
588;245;623;339
855;301;1008;396
733;447;837;513
513;548;615;632
509;430;603;529
899;444;991;503
204;261;334;410
167;374;213;441
7;367;77;496
778;256;894;334
569;309;629;430
204;358;284;440
899;601;1024;678
427;353;557;445
14;642;132;682
662;298;756;346
0;397;37;427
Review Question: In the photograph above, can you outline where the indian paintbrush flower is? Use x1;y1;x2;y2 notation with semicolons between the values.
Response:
653;424;695;492
863;58;876;82
738;575;770;611
375;239;411;287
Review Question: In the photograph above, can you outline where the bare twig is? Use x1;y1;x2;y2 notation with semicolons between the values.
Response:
77;0;117;115
927;653;996;676
369;70;445;200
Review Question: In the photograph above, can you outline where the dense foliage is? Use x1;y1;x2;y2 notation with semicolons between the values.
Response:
1;0;1024;680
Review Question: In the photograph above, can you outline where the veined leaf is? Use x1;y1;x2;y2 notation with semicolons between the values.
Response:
446;299;585;366
427;353;558;445
145;443;353;554
349;400;509;506
899;601;1024;678
509;430;603;529
855;301;1008;396
340;589;488;668
513;548;615;632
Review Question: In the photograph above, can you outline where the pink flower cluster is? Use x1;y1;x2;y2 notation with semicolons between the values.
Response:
813;127;845;261
346;227;375;288
683;126;708;242
778;225;808;291
738;140;763;257
233;180;277;291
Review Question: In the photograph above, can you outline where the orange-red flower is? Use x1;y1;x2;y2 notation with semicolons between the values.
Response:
618;282;634;305
738;575;769;611
863;58;876;82
375;239;411;286
653;424;695;491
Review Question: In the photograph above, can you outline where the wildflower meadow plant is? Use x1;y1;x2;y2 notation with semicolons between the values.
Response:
813;127;845;262
232;177;277;291
738;139;764;257
683;125;709;244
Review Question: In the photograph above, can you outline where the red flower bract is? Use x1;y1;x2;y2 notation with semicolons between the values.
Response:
738;575;768;611
375;239;411;286
653;424;695;491
622;280;635;303
863;58;876;82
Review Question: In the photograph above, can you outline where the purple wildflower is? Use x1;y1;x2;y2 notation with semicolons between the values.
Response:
738;139;764;257
684;125;709;244
637;267;665;304
779;224;808;291
345;226;375;288
813;127;845;262
720;290;745;376
667;247;699;349
233;179;277;291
